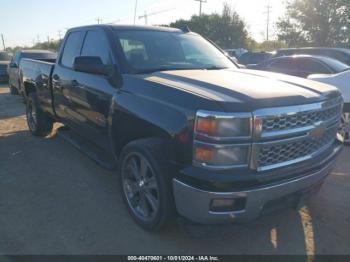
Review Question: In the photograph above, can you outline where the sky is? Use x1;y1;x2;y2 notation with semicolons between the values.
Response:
0;0;286;48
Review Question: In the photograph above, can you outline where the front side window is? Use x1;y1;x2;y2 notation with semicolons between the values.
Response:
81;30;112;65
116;30;236;73
61;31;84;68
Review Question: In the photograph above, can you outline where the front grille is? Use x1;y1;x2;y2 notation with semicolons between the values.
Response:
262;98;342;132
253;96;343;171
257;126;338;169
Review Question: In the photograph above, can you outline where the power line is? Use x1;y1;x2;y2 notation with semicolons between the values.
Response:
138;8;175;25
194;0;207;16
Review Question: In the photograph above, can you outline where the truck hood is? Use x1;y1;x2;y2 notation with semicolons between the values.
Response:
141;69;340;111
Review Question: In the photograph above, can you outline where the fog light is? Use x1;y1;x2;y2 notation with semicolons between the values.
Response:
211;199;236;212
210;198;246;212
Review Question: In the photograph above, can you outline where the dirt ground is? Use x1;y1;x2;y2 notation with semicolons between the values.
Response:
0;83;349;255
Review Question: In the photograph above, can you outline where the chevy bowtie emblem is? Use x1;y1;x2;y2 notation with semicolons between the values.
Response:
310;124;326;139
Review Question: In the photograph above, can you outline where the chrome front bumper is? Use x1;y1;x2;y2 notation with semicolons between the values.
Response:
173;150;339;224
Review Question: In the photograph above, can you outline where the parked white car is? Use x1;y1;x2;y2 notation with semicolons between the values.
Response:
308;70;350;145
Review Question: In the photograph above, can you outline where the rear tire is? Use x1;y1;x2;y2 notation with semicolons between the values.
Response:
118;138;175;231
26;92;53;137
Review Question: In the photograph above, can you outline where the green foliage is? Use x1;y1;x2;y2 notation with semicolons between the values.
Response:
277;0;350;47
5;39;61;54
247;40;288;51
170;3;250;49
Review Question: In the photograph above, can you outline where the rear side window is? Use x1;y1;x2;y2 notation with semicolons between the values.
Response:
81;30;112;65
298;59;331;73
269;59;296;70
61;31;84;68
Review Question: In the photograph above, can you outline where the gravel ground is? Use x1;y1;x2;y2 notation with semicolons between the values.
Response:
0;83;349;255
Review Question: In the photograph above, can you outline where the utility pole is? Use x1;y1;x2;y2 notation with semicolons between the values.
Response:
1;34;5;51
47;35;50;47
138;8;175;25
37;34;40;44
96;17;102;24
133;0;138;25
194;0;207;16
58;30;62;40
264;4;272;42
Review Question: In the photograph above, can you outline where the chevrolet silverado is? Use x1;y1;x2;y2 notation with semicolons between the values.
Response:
20;25;343;230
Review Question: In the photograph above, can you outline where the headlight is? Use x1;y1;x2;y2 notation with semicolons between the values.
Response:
193;111;252;169
195;111;252;140
193;142;250;169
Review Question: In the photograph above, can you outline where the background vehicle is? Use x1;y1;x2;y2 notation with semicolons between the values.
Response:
273;47;350;66
0;51;12;82
248;55;350;78
308;71;350;145
225;48;247;58
238;51;273;66
8;50;57;95
20;25;343;230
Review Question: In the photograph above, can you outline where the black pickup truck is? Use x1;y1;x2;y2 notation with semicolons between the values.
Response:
20;25;343;230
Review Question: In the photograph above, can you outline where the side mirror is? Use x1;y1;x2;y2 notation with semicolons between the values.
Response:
73;56;108;75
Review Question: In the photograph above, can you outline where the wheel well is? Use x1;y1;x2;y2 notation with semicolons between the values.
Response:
111;114;172;157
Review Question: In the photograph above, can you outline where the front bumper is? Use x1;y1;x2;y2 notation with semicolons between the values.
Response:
173;144;341;224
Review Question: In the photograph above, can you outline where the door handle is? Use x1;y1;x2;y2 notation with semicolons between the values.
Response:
71;80;79;87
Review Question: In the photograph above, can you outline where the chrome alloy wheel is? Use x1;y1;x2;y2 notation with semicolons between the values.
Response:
121;152;160;222
26;99;37;132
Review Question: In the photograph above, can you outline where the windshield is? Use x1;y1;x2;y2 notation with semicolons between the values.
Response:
115;30;236;73
318;57;350;73
0;52;11;61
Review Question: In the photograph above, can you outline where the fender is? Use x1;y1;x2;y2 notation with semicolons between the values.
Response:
107;90;192;165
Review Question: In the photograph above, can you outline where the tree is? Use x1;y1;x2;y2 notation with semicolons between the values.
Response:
170;4;250;49
277;0;350;47
5;39;61;54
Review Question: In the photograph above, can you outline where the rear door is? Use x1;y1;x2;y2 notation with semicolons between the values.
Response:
52;30;85;127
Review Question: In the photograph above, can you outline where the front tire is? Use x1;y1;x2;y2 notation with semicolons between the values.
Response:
26;92;53;137
340;111;350;146
118;138;175;231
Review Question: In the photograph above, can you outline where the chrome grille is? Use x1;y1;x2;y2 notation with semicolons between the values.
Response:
252;96;343;171
262;103;342;132
257;126;338;169
262;98;342;132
